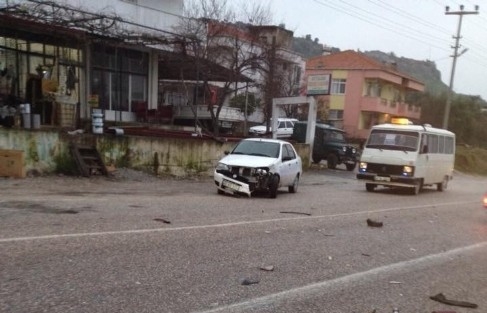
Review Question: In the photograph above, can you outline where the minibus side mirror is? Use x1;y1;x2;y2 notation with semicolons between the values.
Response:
421;145;428;154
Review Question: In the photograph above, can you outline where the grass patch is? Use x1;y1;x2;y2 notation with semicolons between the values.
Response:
455;146;487;176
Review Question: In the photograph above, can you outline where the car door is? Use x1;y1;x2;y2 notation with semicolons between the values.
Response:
280;143;299;185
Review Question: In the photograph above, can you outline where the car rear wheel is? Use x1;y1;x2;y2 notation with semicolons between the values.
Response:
312;155;322;164
288;175;299;193
327;154;338;169
268;175;279;199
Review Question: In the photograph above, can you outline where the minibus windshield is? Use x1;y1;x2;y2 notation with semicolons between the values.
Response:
366;130;419;152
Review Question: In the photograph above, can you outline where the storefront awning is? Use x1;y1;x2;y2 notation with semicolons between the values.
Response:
159;52;253;83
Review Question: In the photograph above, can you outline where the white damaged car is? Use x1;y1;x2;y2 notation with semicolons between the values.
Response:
214;138;302;198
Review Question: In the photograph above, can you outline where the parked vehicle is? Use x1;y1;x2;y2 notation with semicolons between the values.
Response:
214;138;302;198
356;118;456;195
291;121;358;170
248;118;298;138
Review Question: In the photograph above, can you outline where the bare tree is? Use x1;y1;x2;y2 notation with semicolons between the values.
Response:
174;0;273;136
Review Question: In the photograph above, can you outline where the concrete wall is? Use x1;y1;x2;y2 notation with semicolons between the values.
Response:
0;129;310;177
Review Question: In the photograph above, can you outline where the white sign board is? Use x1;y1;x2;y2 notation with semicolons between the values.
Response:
306;74;331;95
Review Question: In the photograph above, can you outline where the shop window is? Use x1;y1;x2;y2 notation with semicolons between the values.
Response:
91;44;148;112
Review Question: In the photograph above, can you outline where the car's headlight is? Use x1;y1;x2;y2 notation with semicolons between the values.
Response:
359;162;367;172
342;146;347;152
352;148;357;154
216;162;230;171
402;165;414;176
254;168;268;176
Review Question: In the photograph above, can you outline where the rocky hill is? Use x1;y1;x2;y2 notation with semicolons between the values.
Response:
292;36;449;96
363;50;449;96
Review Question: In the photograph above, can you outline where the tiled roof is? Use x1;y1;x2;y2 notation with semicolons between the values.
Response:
306;50;422;84
307;50;388;70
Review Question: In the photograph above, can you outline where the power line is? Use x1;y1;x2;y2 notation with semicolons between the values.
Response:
311;0;451;53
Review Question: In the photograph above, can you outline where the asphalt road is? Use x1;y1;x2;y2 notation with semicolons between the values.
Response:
1;167;486;313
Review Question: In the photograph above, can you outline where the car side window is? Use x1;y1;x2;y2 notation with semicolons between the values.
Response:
278;121;286;129
283;144;296;161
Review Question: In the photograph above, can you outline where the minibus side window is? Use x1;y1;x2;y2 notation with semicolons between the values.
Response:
421;134;428;154
445;137;454;154
438;136;445;153
428;134;439;153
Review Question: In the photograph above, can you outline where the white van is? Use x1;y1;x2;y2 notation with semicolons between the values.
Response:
356;118;455;195
249;118;298;138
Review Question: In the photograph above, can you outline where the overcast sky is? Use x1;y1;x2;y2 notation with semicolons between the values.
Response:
264;0;486;100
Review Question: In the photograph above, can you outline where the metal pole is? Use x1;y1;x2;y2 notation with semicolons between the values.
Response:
442;5;479;129
244;82;248;136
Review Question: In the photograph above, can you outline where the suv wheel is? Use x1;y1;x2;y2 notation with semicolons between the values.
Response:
327;154;338;169
312;155;322;164
346;163;356;171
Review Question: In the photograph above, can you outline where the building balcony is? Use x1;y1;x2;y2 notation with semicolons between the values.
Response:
360;96;420;119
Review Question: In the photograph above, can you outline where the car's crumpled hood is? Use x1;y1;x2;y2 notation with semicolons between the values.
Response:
219;154;277;168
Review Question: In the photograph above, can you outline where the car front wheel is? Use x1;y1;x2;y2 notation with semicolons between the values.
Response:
268;175;279;198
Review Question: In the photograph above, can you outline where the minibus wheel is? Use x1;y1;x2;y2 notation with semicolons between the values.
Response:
412;180;423;195
437;176;448;191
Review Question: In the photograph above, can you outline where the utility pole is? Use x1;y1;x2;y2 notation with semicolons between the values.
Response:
442;5;479;129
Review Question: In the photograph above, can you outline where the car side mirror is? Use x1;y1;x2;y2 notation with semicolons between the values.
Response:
421;145;428;154
282;156;293;162
224;151;230;155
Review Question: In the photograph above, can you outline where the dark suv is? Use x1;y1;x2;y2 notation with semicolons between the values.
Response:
291;122;358;171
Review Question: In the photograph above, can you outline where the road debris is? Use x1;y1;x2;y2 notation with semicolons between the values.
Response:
259;265;274;271
241;278;260;285
389;281;402;284
279;211;312;216
430;293;478;308
153;218;171;224
432;311;457;313
58;209;79;214
361;253;371;257
366;218;383;227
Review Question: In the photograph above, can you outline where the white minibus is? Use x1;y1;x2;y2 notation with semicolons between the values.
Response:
356;118;455;195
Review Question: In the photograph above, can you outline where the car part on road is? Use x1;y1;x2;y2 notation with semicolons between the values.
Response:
366;218;383;228
429;293;478;308
280;211;312;216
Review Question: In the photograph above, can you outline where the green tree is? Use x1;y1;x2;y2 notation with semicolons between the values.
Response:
229;93;260;116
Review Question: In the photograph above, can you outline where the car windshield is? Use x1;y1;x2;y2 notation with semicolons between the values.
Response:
231;140;280;158
325;130;346;142
366;130;419;151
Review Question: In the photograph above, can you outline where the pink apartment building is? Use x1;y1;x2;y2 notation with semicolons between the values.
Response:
305;50;424;140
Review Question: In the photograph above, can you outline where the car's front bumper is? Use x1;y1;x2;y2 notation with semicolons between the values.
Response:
214;172;252;197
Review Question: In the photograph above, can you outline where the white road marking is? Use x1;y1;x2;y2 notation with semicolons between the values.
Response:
0;200;477;243
193;241;487;313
